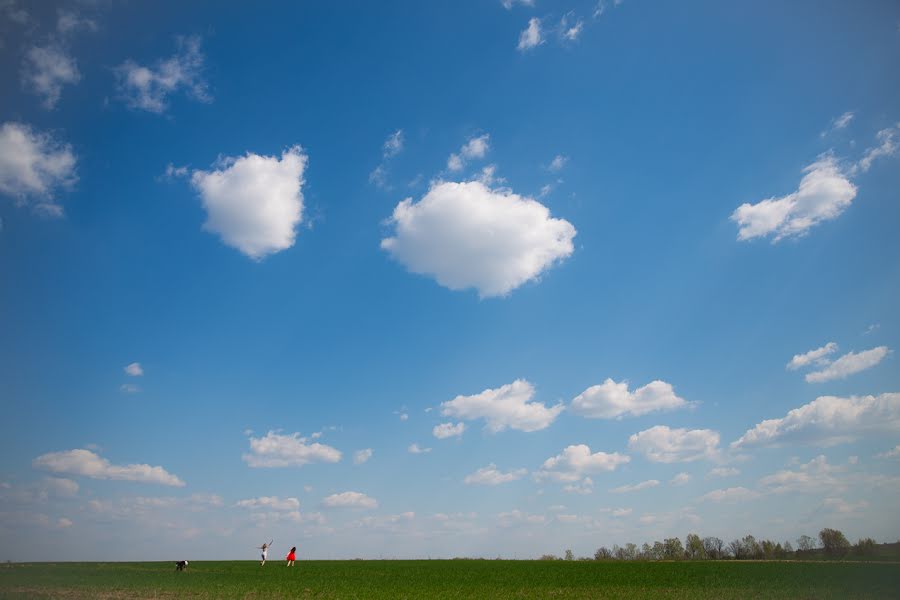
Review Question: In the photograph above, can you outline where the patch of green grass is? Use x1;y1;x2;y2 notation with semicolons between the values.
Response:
2;560;899;599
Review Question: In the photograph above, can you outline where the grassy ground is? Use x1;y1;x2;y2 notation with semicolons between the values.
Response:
2;559;900;599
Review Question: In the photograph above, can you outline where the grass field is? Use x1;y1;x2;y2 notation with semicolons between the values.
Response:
3;560;900;599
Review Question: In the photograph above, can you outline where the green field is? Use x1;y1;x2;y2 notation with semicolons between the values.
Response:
2;560;900;599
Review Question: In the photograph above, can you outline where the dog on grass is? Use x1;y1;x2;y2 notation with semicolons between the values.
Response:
175;560;189;572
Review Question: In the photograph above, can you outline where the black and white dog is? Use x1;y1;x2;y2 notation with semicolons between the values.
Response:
175;560;189;572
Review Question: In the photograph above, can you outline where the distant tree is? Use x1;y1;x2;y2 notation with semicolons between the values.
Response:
685;534;705;560
652;541;665;560
819;528;851;558
640;543;652;560
729;539;745;560
761;539;776;560
854;538;877;557
797;535;816;552
623;543;639;560
613;545;626;561
774;543;785;559
703;537;725;560
783;541;794;555
593;547;611;560
564;549;575;561
663;538;685;560
742;535;762;559
539;554;559;561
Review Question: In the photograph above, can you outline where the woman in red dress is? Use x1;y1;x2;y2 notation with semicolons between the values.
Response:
286;546;297;567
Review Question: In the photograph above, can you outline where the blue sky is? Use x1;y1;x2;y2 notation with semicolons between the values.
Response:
1;0;899;561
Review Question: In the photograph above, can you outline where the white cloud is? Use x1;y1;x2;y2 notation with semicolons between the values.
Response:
440;380;563;433
353;449;373;465
731;156;857;242
235;496;300;511
548;155;568;172
497;509;545;527
628;425;721;463
399;413;409;421
382;129;404;158
119;383;140;394
805;346;889;383
670;472;691;486
563;477;594;495
321;491;377;509
432;422;466;439
382;181;576;297
370;130;404;189
560;15;583;41
464;464;526;485
733;393;900;449
0;121;76;214
536;444;630;482
822;497;869;515
820;111;855;138
855;124;899;174
115;35;210;113
407;443;431;454
242;431;341;468
191;146;307;259
446;134;490;172
33;449;184;487
447;153;464;172
22;44;80;109
759;455;842;494
517;17;543;51
124;362;143;377
700;486;760;503
708;466;739;478
501;0;534;8
570;378;690;419
0;0;29;24
787;342;838;370
56;10;97;34
876;445;900;459
611;479;659;494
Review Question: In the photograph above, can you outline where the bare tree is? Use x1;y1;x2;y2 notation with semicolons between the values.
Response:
703;537;724;559
564;549;575;561
797;535;816;552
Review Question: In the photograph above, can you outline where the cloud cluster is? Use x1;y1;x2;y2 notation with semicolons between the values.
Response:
191;146;307;259
536;444;630;482
440;380;563;433
321;491;377;509
33;449;184;487
804;346;889;383
0;122;76;215
235;496;300;511
447;134;490;172
570;378;690;419
115;35;210;113
628;426;720;463
464;464;527;485
22;45;80;109
731;393;900;448
242;431;341;468
382;181;576;297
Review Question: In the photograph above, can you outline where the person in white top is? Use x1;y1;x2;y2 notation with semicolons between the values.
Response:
258;540;273;566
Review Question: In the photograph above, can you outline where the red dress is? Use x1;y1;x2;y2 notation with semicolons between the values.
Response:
287;551;296;561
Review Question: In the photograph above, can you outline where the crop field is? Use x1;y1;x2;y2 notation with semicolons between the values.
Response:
2;559;900;599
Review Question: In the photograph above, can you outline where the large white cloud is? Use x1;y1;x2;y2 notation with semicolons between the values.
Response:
191;146;307;259
463;464;527;485
731;393;900;449
440;379;563;433
32;449;184;487
535;444;630;482
22;44;80;109
628;425;720;463
570;378;690;419
0;122;76;215
381;181;576;298
731;156;856;242
321;491;377;509
787;342;838;371
242;431;341;468
115;35;210;113
805;346;889;383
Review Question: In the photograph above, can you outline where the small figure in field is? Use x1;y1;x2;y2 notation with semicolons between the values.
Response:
258;540;273;566
286;546;297;567
175;560;188;572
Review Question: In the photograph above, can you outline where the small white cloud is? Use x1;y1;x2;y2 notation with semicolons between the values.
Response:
611;479;659;494
731;156;857;242
399;413;409;421
517;17;543;51
1;1;29;24
242;431;341;468
876;445;900;459
119;383;140;394
353;449;373;465
56;517;73;528
440;380;563;433
820;111;855;138
22;44;80;109
563;477;594;495
570;378;691;419
321;491;377;509
191;146;307;259
548;155;568;172
700;486;760;503
560;15;583;41
732;393;900;448
759;455;842;494
805;346;889;383
115;35;210;113
382;181;576;297
822;497;869;515
407;443;431;454
628;426;721;463
464;464;527;485
0;121;76;215
446;153;464;172
33;449;184;487
446;134;490;172
56;9;97;34
855;123;899;174
235;496;300;511
501;0;535;9
670;472;691;486
123;362;143;377
787;342;838;370
707;467;739;478
382;129;404;158
432;422;465;439
536;444;630;482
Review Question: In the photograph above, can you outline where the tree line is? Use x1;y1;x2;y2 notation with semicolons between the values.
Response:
543;528;882;561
